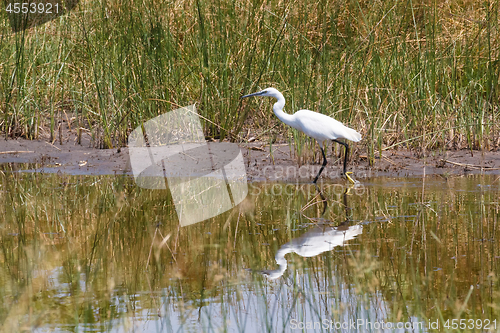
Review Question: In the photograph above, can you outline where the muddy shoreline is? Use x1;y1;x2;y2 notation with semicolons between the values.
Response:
1;136;500;181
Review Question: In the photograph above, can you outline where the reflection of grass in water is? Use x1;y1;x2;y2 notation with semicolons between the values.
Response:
1;172;500;331
0;171;174;330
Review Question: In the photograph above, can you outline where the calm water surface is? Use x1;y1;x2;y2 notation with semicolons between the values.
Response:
1;170;499;332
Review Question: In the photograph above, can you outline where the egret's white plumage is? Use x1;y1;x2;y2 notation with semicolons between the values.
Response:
261;224;363;279
241;87;361;183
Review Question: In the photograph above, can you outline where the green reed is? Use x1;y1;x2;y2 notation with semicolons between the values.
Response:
0;0;498;159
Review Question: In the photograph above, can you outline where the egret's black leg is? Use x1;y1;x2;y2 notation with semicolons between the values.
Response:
332;139;349;176
343;189;352;219
313;147;328;184
314;182;328;215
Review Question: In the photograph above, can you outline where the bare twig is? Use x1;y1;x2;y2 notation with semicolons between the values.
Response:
441;159;500;170
0;151;34;155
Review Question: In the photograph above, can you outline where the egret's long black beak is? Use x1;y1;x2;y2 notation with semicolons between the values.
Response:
241;91;265;99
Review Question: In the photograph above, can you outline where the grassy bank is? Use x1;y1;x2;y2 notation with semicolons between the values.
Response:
0;0;498;160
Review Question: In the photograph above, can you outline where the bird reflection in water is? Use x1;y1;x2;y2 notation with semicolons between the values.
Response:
261;188;362;280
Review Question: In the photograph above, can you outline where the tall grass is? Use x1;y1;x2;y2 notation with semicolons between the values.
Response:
0;0;498;159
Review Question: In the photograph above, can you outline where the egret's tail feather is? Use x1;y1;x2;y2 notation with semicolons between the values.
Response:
343;127;362;142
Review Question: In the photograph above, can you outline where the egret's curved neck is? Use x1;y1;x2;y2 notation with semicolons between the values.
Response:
263;245;294;280
272;93;296;127
275;246;294;266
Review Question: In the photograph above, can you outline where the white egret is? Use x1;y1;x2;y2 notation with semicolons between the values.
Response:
261;223;363;279
241;88;362;183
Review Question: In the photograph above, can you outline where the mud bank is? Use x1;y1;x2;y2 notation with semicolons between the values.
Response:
1;137;499;181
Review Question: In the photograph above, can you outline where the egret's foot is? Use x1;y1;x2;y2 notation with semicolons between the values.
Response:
344;175;361;195
344;172;357;185
344;186;353;195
